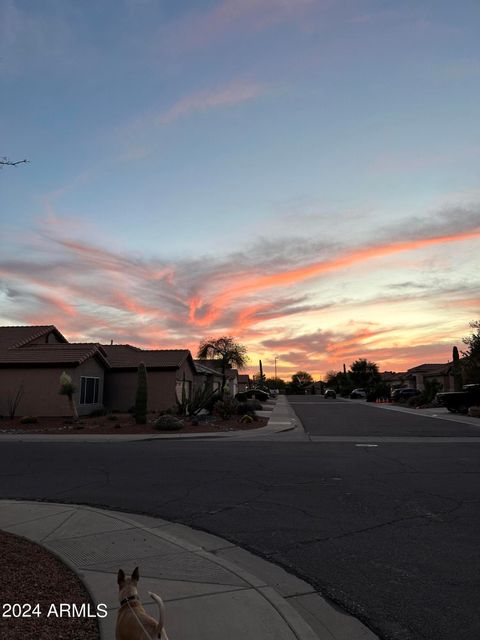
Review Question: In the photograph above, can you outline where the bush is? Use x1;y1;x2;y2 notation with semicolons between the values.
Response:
239;414;254;424
154;415;183;431
237;400;262;414
204;392;222;413
19;416;38;424
213;397;239;420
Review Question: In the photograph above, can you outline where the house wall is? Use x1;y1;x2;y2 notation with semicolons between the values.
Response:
0;367;75;417
0;359;105;418
104;370;177;413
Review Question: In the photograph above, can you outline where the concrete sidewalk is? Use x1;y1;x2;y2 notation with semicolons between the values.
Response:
0;500;377;640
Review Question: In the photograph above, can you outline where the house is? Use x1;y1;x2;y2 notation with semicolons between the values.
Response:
195;359;239;396
0;325;108;417
406;363;454;392
0;325;198;417
194;360;223;395
101;344;196;413
237;374;251;392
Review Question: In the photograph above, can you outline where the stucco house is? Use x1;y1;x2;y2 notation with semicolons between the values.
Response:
102;344;196;413
194;360;223;395
406;363;454;392
0;325;197;417
0;325;108;417
195;359;239;396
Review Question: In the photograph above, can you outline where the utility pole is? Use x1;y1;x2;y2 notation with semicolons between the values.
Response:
274;356;278;379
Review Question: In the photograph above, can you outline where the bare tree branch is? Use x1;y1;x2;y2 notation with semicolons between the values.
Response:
0;157;29;167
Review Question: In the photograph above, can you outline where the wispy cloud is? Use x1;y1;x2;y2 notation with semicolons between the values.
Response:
156;79;267;125
1;202;479;374
160;0;321;53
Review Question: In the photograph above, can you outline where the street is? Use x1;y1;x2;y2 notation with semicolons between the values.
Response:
1;397;480;640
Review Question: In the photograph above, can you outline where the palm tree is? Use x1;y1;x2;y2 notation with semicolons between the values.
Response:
197;337;248;396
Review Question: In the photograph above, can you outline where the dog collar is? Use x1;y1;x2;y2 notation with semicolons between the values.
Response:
120;594;140;607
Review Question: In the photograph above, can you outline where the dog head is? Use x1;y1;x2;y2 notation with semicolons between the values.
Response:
117;567;140;604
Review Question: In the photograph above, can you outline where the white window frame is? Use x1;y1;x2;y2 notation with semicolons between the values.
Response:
80;376;99;405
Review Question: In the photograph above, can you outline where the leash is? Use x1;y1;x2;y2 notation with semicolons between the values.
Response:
123;594;157;640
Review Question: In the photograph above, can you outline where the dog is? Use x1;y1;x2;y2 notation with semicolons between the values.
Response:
116;567;169;640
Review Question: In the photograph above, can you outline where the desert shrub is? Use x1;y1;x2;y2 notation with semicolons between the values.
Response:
239;414;254;424
236;400;262;414
19;416;38;424
213;397;239;420
235;391;248;402
155;415;183;431
204;391;222;413
407;396;420;407
158;406;177;416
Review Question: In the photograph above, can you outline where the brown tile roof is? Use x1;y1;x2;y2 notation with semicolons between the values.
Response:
407;363;448;374
102;344;192;370
0;325;67;350
195;360;238;378
0;344;109;367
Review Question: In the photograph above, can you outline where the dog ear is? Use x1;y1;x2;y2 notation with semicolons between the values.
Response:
131;567;139;582
117;569;126;586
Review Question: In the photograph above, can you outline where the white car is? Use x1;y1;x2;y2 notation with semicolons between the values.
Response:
350;388;367;399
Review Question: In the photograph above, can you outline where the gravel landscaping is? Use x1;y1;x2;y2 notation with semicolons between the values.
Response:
0;413;267;435
0;530;100;640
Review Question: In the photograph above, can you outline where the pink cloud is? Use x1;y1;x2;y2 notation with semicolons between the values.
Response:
157;79;267;125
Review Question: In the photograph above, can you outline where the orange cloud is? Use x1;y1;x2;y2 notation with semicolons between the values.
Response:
189;229;480;324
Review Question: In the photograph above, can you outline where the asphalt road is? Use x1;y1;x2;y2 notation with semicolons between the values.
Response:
1;397;480;640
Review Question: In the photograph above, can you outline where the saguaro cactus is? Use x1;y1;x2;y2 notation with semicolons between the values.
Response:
452;346;463;392
135;362;148;424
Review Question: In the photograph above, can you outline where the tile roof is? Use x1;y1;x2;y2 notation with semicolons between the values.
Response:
407;363;448;374
237;374;250;382
102;344;192;369
0;325;67;350
195;360;238;378
0;344;108;367
194;361;223;376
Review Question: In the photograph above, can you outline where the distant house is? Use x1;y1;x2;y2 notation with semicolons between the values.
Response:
102;344;196;413
0;325;108;417
406;363;454;392
195;359;239;396
194;360;223;395
237;373;250;392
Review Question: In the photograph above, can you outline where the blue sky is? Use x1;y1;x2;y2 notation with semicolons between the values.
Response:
1;0;479;378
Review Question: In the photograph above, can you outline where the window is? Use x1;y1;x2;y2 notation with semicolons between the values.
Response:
80;377;99;405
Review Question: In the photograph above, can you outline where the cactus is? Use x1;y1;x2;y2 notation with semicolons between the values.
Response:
134;362;148;424
452;346;463;392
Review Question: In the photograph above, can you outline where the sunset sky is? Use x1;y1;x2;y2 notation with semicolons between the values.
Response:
1;0;479;380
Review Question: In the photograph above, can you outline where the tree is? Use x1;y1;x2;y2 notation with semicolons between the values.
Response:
59;371;78;420
348;359;381;389
134;362;148;424
462;321;480;383
265;377;286;391
197;336;248;396
287;371;313;394
1;157;28;168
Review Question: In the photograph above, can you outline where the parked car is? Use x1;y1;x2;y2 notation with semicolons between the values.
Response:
350;388;367;399
235;388;270;402
391;388;421;401
324;388;336;399
436;384;480;414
